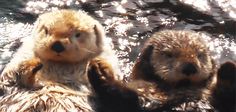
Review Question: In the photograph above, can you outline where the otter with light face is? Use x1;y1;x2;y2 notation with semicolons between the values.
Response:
0;9;106;111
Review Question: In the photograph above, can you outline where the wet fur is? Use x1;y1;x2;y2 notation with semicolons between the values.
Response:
130;42;215;111
0;9;106;111
129;30;216;111
88;58;142;112
88;30;236;112
212;61;236;112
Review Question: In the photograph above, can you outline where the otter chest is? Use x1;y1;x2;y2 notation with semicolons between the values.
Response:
36;62;90;88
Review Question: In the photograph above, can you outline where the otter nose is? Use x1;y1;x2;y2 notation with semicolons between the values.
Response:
181;63;197;76
51;41;65;53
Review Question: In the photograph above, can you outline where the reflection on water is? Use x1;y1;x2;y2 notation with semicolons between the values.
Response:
180;0;236;20
0;0;235;76
0;19;33;72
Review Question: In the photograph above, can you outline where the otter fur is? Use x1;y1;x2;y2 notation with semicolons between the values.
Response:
0;9;107;112
88;30;236;112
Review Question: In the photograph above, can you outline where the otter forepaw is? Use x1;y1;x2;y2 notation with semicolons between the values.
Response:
88;58;142;112
215;61;236;95
212;61;236;112
16;58;43;89
217;61;236;84
88;58;115;88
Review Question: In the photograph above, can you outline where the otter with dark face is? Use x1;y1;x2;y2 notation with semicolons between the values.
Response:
132;30;215;84
88;30;235;112
130;30;217;111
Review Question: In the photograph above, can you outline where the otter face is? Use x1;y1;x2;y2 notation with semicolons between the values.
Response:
33;10;104;63
149;30;214;83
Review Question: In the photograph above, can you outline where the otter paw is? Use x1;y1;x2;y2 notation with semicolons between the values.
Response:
16;58;43;89
213;61;236;112
88;58;142;112
88;58;115;87
217;61;236;84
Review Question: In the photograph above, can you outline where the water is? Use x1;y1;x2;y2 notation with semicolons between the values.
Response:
0;0;235;76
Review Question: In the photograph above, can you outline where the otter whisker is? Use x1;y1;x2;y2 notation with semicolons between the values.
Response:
80;48;96;54
0;82;8;85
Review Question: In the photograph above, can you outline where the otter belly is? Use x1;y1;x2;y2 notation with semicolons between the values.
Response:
0;85;96;112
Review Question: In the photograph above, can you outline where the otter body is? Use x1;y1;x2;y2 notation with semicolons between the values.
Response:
88;30;236;112
0;9;106;112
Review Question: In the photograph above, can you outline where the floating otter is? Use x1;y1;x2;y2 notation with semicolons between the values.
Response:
130;30;216;111
88;30;235;112
0;9;106;111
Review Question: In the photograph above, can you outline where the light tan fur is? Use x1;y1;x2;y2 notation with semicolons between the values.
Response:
0;9;106;112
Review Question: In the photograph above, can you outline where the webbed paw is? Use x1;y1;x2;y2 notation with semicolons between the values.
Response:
88;58;142;112
217;61;236;85
17;58;43;89
88;58;115;89
213;61;236;112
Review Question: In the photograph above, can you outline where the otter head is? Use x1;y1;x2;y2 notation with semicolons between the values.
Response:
33;10;105;63
136;30;215;85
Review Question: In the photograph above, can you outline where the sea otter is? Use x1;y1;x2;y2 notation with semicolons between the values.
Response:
0;9;106;112
88;30;235;112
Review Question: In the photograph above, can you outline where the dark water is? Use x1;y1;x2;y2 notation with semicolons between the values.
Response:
0;0;235;76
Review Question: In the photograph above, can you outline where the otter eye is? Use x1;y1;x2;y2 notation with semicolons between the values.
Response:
41;26;49;35
198;52;205;59
161;51;174;58
44;27;49;35
75;32;80;38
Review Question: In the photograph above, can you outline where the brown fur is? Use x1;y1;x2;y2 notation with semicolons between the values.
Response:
87;30;236;112
130;30;217;111
88;30;220;112
0;9;106;111
16;57;42;88
88;58;142;112
132;30;215;84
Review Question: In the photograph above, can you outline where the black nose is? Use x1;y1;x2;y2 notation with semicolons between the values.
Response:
181;63;198;76
51;41;65;53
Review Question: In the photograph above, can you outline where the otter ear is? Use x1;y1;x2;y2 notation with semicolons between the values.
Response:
33;18;47;37
33;19;41;33
131;45;154;80
139;45;154;62
93;24;105;48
